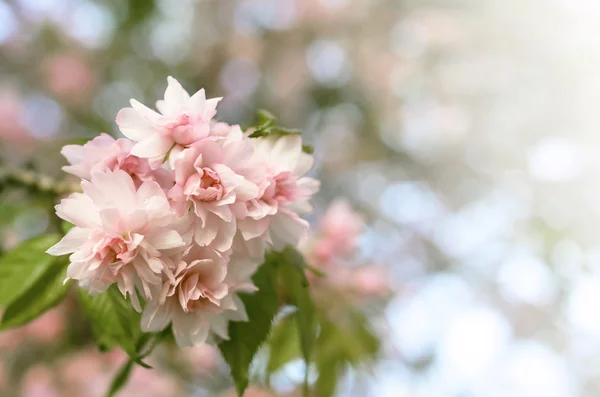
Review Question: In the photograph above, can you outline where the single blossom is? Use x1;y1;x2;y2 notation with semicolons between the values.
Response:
141;248;257;347
47;170;190;310
169;138;260;252
115;76;222;160
61;133;153;184
309;199;364;265
236;135;320;258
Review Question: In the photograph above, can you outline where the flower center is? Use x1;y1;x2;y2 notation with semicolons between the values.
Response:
163;113;212;147
262;172;297;205
184;167;223;202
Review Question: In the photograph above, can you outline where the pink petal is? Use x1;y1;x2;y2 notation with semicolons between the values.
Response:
268;210;309;250
141;302;172;332
129;98;161;123
271;135;302;173
194;214;218;246
115;107;156;141
46;227;90;256
131;134;173;158
162;76;190;116
55;193;100;228
145;229;185;250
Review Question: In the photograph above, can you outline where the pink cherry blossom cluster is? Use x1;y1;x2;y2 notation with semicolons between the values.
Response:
301;200;389;297
47;77;319;347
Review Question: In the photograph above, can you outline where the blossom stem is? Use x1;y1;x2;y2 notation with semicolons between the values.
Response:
0;166;79;196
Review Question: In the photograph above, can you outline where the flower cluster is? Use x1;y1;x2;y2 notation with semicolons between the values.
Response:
48;77;319;347
301;200;388;297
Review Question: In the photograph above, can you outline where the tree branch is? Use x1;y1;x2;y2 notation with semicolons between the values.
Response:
0;166;79;197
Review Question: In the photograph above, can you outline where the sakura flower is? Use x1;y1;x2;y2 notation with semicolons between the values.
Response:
115;76;222;160
169;138;260;252
236;135;320;257
47;170;191;310
61;133;153;184
141;247;258;347
309;199;364;265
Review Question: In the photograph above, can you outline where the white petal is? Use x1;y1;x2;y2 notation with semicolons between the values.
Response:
46;227;90;256
145;229;185;250
211;217;236;252
131;134;174;158
141;302;172;332
271;135;302;173
293;151;315;176
172;309;209;347
207;313;229;340
268;210;309;250
162;76;190;116
115;107;156;141
55;193;101;228
130;99;161;123
194;214;218;246
86;170;137;209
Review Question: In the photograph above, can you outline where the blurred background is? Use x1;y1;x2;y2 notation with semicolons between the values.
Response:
1;0;599;396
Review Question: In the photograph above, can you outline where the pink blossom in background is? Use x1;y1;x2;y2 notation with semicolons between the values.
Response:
182;344;220;373
59;350;107;397
61;133;154;185
350;266;389;296
122;365;181;397
43;53;96;103
300;199;390;298
47;170;191;311
24;307;65;342
0;88;32;149
313;199;364;264
115;76;222;160
22;366;60;397
0;322;25;351
0;361;5;392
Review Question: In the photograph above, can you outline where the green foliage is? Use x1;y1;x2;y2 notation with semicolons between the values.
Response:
78;285;149;367
314;310;380;397
219;258;280;396
277;248;317;392
61;221;74;234
247;110;313;153
0;234;61;306
0;203;21;226
266;313;301;376
107;359;135;397
220;247;319;396
0;258;72;330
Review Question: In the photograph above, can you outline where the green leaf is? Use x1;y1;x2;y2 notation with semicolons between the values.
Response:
78;286;147;366
0;234;61;306
278;249;317;395
107;359;135;397
267;313;301;376
248;110;302;139
256;109;277;125
302;144;314;154
315;357;340;397
0;258;71;329
219;259;280;397
279;262;316;363
105;330;158;397
313;309;380;396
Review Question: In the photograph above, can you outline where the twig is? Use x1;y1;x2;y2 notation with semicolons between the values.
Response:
0;166;79;196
